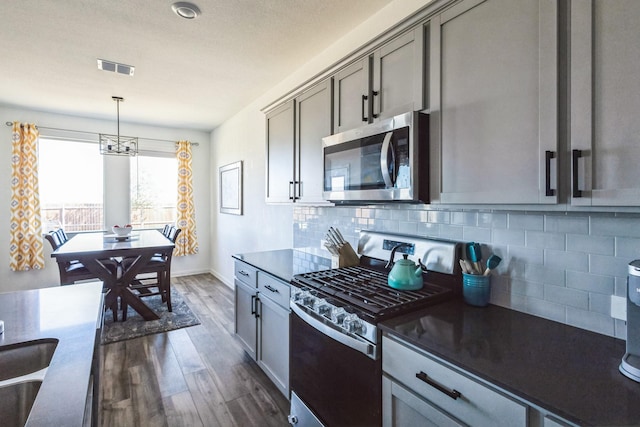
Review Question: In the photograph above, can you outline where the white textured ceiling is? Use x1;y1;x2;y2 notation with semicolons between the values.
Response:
0;0;394;131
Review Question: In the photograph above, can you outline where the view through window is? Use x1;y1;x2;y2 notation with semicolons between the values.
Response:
130;155;177;229
39;138;104;232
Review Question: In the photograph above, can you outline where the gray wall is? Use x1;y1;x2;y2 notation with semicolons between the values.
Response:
294;205;639;339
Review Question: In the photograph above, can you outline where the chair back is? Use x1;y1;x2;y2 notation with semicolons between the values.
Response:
44;229;68;251
165;226;181;243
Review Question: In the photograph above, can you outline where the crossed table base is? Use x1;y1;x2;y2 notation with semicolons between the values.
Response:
51;230;175;322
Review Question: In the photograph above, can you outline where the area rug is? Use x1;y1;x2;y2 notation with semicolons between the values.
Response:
101;289;200;344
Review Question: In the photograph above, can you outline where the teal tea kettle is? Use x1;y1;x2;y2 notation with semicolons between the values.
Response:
388;254;424;290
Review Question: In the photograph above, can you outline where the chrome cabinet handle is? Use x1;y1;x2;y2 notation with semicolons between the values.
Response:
371;90;379;118
289;181;295;200
238;270;250;277
264;285;279;293
545;150;556;197
361;94;368;122
415;371;461;400
572;149;583;198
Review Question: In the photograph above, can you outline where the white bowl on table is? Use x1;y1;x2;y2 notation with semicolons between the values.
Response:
112;225;132;237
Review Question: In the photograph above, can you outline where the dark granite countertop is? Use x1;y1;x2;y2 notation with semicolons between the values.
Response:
0;282;103;427
380;299;640;426
232;249;331;282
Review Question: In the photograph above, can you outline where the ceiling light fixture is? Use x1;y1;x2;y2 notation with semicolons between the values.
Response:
171;2;201;19
99;97;138;156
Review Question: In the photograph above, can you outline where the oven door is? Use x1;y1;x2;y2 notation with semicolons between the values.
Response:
289;303;381;427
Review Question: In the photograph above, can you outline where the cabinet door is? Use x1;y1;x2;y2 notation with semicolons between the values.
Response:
570;0;640;206
382;376;466;427
296;79;333;204
333;58;370;132
234;279;257;360
265;99;295;203
430;0;558;204
372;27;425;121
257;294;289;397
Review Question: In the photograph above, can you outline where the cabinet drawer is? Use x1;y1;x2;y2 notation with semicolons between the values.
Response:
234;261;257;287
383;336;526;427
257;272;290;308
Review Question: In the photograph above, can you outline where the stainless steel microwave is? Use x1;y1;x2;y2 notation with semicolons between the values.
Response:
322;111;429;203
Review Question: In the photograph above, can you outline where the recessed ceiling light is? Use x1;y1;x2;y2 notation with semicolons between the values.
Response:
171;2;201;19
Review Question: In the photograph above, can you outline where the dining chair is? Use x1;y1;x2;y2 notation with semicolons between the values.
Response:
121;227;181;320
45;229;120;285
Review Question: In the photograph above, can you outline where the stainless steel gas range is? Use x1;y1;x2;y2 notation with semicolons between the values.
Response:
288;231;462;427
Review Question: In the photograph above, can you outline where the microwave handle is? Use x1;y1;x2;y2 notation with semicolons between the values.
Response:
380;131;395;188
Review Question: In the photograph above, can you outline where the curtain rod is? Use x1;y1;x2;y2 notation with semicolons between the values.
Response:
5;121;200;146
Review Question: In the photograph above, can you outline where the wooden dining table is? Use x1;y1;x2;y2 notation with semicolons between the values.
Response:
51;229;175;321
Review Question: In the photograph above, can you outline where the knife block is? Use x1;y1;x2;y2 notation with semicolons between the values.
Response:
332;243;360;269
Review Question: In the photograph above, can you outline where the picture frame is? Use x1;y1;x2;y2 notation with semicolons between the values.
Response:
219;161;243;215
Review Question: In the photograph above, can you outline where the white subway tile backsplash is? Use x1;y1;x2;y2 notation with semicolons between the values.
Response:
293;205;636;339
525;264;566;287
567;234;615;255
525;230;566;250
544;249;589;272
615;237;640;259
451;211;478;226
508;213;544;231
589;254;631;277
591;216;640;237
566;271;614;294
492;228;525;246
545;214;589;234
544;284;589;310
566;307;615;336
462;227;491;244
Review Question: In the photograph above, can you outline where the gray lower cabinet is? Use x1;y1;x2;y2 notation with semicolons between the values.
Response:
333;26;424;133
570;0;640;206
234;260;290;397
429;0;558;204
382;335;577;427
383;335;527;427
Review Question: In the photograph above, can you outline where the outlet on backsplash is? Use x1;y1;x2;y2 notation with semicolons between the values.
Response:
611;295;627;321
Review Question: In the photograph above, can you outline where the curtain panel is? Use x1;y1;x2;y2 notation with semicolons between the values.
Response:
175;140;198;256
10;122;45;271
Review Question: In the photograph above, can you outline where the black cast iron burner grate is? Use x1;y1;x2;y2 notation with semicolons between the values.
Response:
292;266;452;317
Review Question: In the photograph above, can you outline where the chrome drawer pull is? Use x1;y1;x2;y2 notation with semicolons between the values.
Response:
238;270;250;277
416;371;461;400
264;285;279;293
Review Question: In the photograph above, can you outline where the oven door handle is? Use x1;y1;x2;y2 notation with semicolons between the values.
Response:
290;302;376;359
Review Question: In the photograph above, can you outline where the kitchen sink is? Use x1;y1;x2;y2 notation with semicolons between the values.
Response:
0;380;42;427
0;339;58;382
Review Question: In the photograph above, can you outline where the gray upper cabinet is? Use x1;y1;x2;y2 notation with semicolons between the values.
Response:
265;99;295;203
570;0;640;206
265;80;332;204
296;79;333;204
333;27;424;133
430;0;558;204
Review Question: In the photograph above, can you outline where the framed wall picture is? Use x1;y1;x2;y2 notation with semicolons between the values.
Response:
219;161;243;215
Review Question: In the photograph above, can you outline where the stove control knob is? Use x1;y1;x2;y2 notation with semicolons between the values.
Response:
331;307;347;325
312;298;327;312
343;314;363;334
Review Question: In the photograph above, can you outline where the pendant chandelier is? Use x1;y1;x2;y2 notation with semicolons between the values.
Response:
99;96;138;156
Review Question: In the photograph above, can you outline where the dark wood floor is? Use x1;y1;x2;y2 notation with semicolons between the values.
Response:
100;274;290;427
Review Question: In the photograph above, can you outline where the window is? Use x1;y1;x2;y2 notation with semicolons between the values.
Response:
130;155;177;228
39;138;104;232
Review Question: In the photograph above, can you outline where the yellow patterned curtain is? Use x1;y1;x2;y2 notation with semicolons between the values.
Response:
175;140;198;256
9;122;44;271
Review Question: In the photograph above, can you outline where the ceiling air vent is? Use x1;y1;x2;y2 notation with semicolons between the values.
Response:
97;59;135;76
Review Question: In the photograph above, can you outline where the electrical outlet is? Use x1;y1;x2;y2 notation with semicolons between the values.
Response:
611;295;627;321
